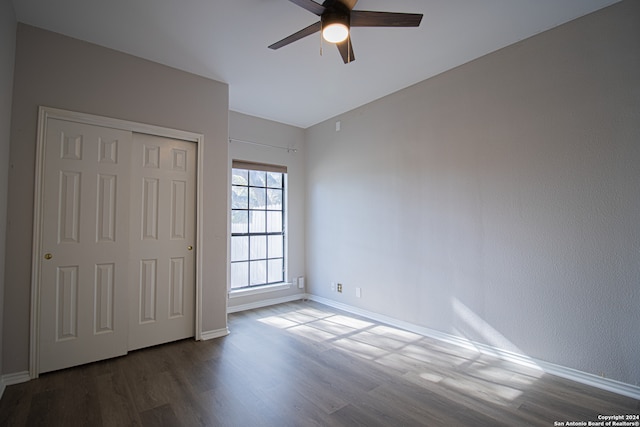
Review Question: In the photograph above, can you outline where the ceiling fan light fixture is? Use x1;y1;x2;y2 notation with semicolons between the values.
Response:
322;22;349;43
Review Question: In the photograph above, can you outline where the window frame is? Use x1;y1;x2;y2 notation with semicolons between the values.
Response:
230;161;287;290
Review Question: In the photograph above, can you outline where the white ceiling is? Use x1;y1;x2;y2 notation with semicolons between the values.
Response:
11;0;620;128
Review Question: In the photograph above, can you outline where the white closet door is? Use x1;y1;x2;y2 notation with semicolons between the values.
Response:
39;119;131;373
128;133;196;351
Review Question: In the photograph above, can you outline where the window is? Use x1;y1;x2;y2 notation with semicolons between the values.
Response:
231;161;286;289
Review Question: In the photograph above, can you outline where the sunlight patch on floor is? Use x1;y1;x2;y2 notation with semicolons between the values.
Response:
441;375;524;404
307;319;357;336
294;308;335;319
419;371;445;383
368;325;424;343
279;311;319;324
257;316;299;329
324;315;375;329
256;303;544;405
402;343;458;365
376;352;427;372
332;338;389;360
288;324;337;343
348;330;408;350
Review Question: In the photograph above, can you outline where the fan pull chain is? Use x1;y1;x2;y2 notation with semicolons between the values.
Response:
319;21;324;56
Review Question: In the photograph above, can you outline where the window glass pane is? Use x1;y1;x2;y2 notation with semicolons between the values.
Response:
231;236;248;262
267;189;282;210
249;170;266;187
231;262;249;289
232;169;248;185
250;235;266;260
266;172;283;188
268;258;283;283
267;211;283;233
231;210;248;234
250;260;267;285
249;187;266;209
249;211;266;233
232;186;248;209
268;235;283;258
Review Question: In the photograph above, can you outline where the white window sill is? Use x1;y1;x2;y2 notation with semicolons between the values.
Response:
229;282;292;298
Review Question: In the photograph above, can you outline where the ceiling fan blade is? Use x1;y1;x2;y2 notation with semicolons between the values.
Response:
289;0;325;16
335;0;358;10
269;21;322;50
336;36;355;64
350;10;423;27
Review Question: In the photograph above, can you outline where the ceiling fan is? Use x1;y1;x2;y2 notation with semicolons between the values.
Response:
268;0;423;64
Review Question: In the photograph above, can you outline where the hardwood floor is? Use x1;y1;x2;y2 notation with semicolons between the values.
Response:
1;300;638;426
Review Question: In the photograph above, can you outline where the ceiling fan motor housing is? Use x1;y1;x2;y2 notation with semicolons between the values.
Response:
321;2;351;30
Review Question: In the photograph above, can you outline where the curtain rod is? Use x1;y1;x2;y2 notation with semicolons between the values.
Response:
229;137;297;153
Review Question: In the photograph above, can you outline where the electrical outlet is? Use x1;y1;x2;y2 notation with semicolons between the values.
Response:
331;282;336;292
356;287;361;298
337;283;343;293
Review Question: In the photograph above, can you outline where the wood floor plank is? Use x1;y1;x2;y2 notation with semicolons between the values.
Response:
330;403;396;427
95;371;143;427
198;379;279;427
0;300;637;426
24;390;63;426
400;370;537;426
0;382;32;426
252;380;340;427
162;370;214;427
139;403;180;427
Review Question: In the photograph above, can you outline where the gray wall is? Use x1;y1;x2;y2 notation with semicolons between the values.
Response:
228;111;306;310
305;1;640;386
0;0;17;378
4;24;229;374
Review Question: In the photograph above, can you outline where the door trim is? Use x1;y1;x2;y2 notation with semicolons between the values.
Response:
30;106;205;378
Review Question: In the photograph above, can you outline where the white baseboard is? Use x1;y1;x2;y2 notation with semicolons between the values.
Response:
307;295;640;400
200;327;230;341
2;370;31;386
0;371;31;400
227;293;306;314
